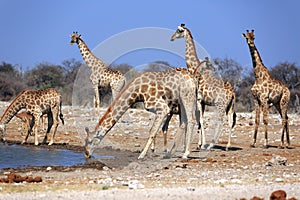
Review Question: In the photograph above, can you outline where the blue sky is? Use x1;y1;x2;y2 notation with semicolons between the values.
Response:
0;0;299;71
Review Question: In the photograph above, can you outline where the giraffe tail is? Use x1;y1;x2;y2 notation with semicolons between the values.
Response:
59;96;65;125
232;111;236;129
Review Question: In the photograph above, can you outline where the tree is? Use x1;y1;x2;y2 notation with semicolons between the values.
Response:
0;62;27;100
61;59;82;105
235;69;255;112
270;62;300;112
25;62;66;89
213;58;243;89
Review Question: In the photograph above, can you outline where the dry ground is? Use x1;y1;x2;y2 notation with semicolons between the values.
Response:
0;103;299;199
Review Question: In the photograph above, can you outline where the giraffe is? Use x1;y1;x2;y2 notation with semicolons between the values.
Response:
70;32;126;109
15;111;34;136
242;30;290;148
0;88;64;145
170;24;236;150
84;68;198;159
15;112;49;139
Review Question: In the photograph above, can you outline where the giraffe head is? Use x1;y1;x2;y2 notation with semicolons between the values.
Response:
170;23;188;41
242;29;255;45
0;124;6;142
84;127;103;159
70;31;81;45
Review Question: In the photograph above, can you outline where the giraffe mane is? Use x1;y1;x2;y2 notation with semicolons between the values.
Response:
0;89;28;123
185;28;193;39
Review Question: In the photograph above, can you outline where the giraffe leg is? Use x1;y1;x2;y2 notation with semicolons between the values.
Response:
138;104;169;160
276;96;290;148
285;115;290;148
179;93;197;159
167;121;186;158
197;103;206;150
159;112;173;152
261;100;269;148
226;112;232;151
251;100;260;147
32;114;41;146
166;113;185;158
207;104;226;150
94;86;100;110
282;94;290;148
21;117;33;144
226;105;236;151
111;79;125;101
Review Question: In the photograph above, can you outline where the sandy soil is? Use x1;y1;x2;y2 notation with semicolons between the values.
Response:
0;103;299;199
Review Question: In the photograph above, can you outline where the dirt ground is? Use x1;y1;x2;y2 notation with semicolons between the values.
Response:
0;103;300;199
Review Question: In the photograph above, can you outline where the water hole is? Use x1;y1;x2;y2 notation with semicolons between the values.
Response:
0;143;114;170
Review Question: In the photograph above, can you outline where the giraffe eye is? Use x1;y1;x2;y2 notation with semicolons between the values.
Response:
177;29;184;33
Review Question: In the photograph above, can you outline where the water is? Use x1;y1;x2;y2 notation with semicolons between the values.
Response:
0;143;86;169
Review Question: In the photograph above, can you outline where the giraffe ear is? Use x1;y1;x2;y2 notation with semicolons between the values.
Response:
178;25;185;31
242;33;246;38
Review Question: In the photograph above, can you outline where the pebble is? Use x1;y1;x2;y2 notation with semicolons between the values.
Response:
275;178;284;182
214;179;228;184
231;179;242;184
128;180;144;189
187;187;195;191
103;166;109;171
266;155;287;166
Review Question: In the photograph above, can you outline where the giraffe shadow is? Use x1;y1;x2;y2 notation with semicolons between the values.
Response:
213;145;243;151
258;145;296;150
191;145;243;152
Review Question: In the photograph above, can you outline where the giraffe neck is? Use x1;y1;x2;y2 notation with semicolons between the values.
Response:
0;91;26;124
76;38;107;69
248;43;270;80
184;29;201;72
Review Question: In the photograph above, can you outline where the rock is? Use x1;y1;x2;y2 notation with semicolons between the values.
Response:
266;155;287;166
187;187;195;191
250;197;263;200
270;190;286;200
128;180;144;189
102;166;109;171
274;178;284;182
0;172;42;183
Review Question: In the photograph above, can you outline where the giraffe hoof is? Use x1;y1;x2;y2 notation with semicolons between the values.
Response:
163;152;172;159
250;144;256;148
138;153;146;160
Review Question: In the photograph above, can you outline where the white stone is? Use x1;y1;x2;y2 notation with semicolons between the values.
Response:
275;178;284;182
